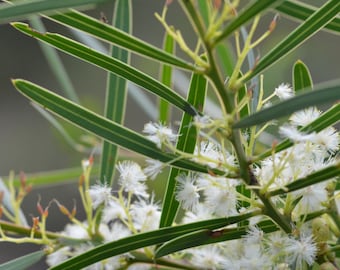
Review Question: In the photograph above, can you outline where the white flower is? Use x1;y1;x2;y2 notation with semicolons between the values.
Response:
143;159;164;180
189;246;225;270
102;200;127;223
285;233;317;268
63;223;89;239
309;127;339;153
175;173;200;212
193;141;225;169
203;185;238;217
290;107;321;126
293;183;328;215
244;226;264;244
46;247;70;267
88;183;112;209
274;83;294;100
279;125;313;142
143;122;178;148
116;161;148;198
130;197;161;232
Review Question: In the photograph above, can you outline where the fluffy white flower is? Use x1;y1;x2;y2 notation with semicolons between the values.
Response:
274;83;294;100
309;127;339;153
285;233;317;268
203;186;238;217
193;141;225;169
116;161;148;198
279;125;313;142
289;107;321;126
143;159;164;180
143;122;178;148
130;197;161;232
63;223;89;239
46;247;70;267
102;200;127;223
175;173;200;212
189;246;226;270
293;183;328;215
88;183;112;209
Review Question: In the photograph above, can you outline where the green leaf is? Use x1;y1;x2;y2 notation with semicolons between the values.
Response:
156;218;278;258
50;213;256;270
100;0;131;185
269;162;340;196
233;80;340;129
30;17;79;103
257;103;340;160
13;79;224;176
47;10;195;70
214;0;285;44
293;60;313;92
244;0;340;82
160;73;207;228
5;165;99;187
0;0;108;23
276;0;340;34
159;32;175;123
197;0;210;27
0;251;45;270
12;22;197;116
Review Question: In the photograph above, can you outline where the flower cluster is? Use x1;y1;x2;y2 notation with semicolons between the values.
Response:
45;94;339;269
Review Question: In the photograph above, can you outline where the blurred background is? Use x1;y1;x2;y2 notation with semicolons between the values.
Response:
0;0;339;268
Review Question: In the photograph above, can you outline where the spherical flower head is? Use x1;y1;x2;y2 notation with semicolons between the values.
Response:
285;233;317;269
193;141;225;169
130;196;161;232
63;223;89;239
116;161;148;198
203;186;238;217
293;183;328;215
274;83;294;100
290;107;321;127
189;246;225;269
88;183;112;209
175;173;200;212
46;246;70;267
143;122;178;148
279;125;314;142
102;200;127;223
143;159;164;180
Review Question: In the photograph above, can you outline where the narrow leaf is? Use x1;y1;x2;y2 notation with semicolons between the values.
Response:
13;79;224;176
214;0;285;44
12;22;197;116
156;219;278;258
50;213;256;270
47;10;195;70
269;162;340;196
276;0;340;34
293;60;313;92
233;80;340;129
159;32;175;123
244;0;340;82
257;103;340;160
100;0;131;185
0;250;45;270
160;73;207;228
0;0;108;23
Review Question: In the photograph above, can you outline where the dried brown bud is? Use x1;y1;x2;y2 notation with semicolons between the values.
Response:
213;0;222;10
269;14;279;32
32;216;40;230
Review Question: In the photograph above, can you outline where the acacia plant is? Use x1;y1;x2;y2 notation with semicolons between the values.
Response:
0;0;339;269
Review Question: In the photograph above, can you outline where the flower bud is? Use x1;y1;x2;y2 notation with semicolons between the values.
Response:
312;218;329;243
320;262;337;270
